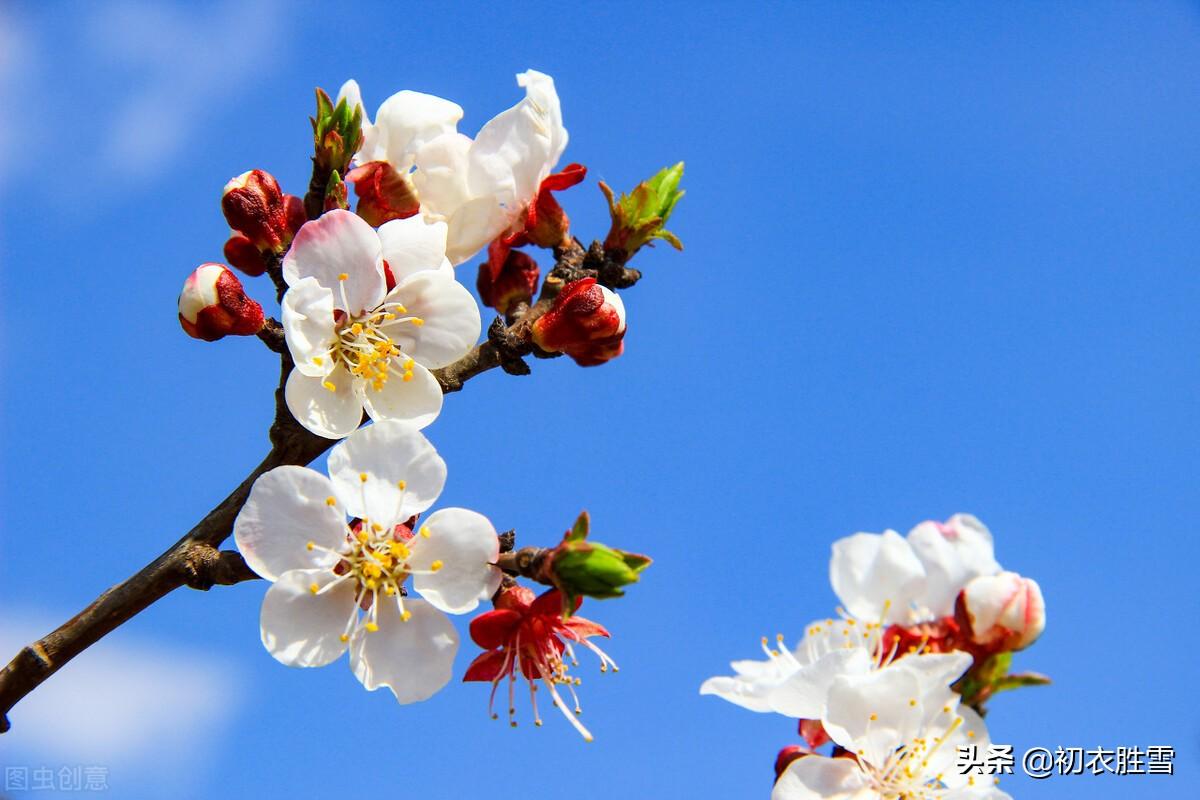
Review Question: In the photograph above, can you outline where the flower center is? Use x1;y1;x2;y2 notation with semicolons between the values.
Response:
320;274;426;394
305;479;442;642
859;711;965;798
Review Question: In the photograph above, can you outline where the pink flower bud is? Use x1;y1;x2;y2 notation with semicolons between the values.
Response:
346;161;420;227
178;264;265;341
956;571;1046;652
478;243;540;315
221;170;297;253
531;277;626;367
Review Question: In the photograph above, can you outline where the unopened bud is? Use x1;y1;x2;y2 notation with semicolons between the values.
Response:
178;264;264;341
551;540;649;600
531;277;626;367
223;235;269;277
312;86;364;178
600;162;684;259
346;161;420;227
478;244;540;315
222;170;299;253
956;572;1046;652
774;746;808;781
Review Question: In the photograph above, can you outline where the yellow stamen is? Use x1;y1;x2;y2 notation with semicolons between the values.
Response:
365;622;379;633
430;560;444;572
322;381;337;392
401;610;413;622
397;480;407;490
338;272;349;281
325;496;336;506
309;583;319;595
359;472;368;482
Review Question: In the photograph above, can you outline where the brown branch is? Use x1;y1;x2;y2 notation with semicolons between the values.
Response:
0;236;641;734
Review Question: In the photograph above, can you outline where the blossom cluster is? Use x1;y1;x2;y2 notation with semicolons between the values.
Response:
172;70;676;741
702;516;1047;799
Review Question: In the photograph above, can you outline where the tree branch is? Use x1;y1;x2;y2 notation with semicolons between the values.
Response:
0;237;641;734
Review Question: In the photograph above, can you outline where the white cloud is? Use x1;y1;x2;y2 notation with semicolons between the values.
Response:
0;611;241;773
87;0;287;179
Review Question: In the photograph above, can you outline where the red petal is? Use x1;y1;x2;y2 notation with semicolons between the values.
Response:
564;616;610;640
530;589;574;618
463;649;509;682
469;609;521;649
539;163;587;193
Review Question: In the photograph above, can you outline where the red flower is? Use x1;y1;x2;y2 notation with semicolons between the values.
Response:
464;586;614;740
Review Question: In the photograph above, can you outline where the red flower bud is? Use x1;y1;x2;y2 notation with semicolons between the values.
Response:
221;170;297;253
531;277;626;367
178;263;265;341
774;746;809;781
478;242;540;315
346;161;421;227
956;572;1046;652
222;234;269;277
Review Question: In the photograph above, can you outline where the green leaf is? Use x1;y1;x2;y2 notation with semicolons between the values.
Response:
566;510;590;542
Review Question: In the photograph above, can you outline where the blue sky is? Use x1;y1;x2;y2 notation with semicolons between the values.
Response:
1;1;1197;797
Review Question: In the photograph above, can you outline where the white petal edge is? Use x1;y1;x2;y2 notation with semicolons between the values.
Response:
285;365;363;440
282;209;384;316
772;756;867;800
350;597;458;704
384;272;481;368
359;361;444;431
326;419;446;523
234;465;345;581
410;508;502;614
260;568;357;667
281;277;337;378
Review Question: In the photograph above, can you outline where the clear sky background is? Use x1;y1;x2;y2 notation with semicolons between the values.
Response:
1;1;1197;798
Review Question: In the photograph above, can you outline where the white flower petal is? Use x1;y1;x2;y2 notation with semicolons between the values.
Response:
326;419;446;523
377;215;452;283
285;365;363;440
767;647;873;720
907;514;1001;615
699;672;785;714
929;705;993;790
442;195;512;266
412;131;473;220
822;666;923;770
234;466;345;581
409;508;502;614
359;361;444;431
830;530;926;624
362;90;464;168
282;209;384;316
384;272;480;368
281;277;337;377
260;568;356;667
469;70;566;206
350;597;458;704
772;756;868;800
